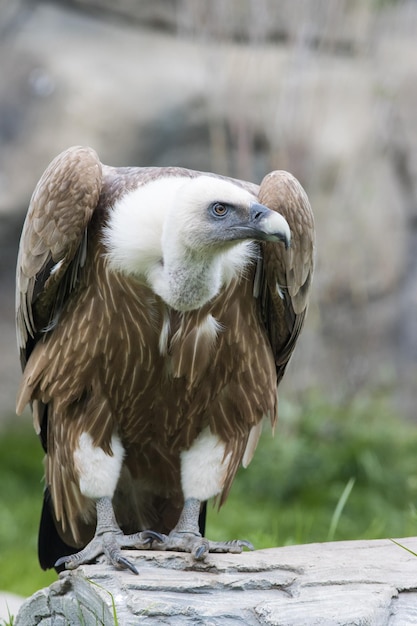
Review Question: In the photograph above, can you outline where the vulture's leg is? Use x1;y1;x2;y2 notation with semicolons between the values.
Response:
156;428;254;559
157;497;253;559
55;433;162;573
55;496;162;574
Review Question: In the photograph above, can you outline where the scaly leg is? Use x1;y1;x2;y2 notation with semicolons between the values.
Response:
157;497;253;560
55;496;162;574
56;432;162;573
155;427;254;559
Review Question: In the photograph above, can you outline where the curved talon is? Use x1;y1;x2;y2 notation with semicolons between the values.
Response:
140;530;165;546
193;541;209;560
116;555;139;574
55;539;102;570
55;555;74;569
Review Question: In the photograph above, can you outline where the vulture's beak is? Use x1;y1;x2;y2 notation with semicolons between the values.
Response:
244;202;291;247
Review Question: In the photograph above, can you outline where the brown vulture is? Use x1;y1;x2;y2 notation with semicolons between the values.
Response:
16;146;315;573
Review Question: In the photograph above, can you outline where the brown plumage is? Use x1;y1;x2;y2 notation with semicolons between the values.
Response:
16;146;314;571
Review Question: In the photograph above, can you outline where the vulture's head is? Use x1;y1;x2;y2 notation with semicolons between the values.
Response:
163;175;291;254
105;174;291;311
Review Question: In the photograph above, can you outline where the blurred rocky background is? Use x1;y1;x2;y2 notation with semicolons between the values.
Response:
1;0;416;419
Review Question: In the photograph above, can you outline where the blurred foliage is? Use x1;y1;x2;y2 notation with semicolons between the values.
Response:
209;392;417;547
0;420;56;597
1;392;417;598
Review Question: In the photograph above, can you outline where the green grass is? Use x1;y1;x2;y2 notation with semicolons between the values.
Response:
1;392;417;598
0;418;57;596
0;607;15;626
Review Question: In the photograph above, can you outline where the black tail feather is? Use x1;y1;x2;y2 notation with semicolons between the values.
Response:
199;501;207;536
38;488;76;572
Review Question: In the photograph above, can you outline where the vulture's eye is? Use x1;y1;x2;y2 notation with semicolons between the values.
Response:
211;203;229;218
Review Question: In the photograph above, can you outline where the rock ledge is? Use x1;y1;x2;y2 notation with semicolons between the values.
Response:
15;537;417;625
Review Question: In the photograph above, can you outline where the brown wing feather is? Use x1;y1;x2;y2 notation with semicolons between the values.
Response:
257;170;315;384
217;171;314;501
16;146;102;369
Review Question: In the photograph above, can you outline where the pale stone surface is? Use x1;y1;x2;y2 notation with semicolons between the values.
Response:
14;537;417;625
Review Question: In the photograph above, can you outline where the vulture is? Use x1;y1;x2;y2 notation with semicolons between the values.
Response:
16;146;315;574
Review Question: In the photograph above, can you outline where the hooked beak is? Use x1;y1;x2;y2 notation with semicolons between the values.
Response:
235;202;291;248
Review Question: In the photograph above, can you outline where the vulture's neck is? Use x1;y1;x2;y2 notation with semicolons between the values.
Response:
147;246;236;312
103;179;255;312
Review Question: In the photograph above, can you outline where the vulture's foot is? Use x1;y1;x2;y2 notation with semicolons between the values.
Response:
155;497;254;560
55;496;162;574
55;527;160;573
157;531;254;560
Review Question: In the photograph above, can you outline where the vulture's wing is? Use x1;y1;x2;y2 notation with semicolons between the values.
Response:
16;146;102;369
256;171;315;385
